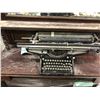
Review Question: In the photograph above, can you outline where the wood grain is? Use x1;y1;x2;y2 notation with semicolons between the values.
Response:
1;21;100;31
1;48;100;77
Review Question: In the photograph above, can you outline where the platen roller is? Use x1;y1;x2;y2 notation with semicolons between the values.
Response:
38;32;94;43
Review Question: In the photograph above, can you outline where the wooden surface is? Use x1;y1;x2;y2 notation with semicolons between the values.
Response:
1;13;100;22
1;21;100;31
1;48;100;78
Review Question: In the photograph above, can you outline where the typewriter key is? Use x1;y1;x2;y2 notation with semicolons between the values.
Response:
42;58;44;60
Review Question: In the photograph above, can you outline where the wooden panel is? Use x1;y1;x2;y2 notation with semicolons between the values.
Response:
1;48;100;77
1;21;100;31
1;13;100;23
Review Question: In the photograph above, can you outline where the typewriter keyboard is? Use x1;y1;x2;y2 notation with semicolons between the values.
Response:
41;55;74;75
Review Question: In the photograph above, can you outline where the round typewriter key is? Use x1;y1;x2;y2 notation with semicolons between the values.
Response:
69;60;71;62
54;68;56;70
52;68;54;70
66;63;68;65
73;57;75;59
42;67;44;70
42;58;44;60
60;68;62;71
64;66;66;68
44;68;47;70
60;68;63;70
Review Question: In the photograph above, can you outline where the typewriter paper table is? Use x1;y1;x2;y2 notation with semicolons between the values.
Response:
1;48;100;78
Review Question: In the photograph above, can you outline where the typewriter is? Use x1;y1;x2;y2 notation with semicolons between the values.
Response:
17;32;100;75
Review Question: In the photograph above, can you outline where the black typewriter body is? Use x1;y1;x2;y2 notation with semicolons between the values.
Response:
16;32;100;75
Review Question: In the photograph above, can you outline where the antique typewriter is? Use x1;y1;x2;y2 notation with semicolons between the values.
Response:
17;32;100;75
